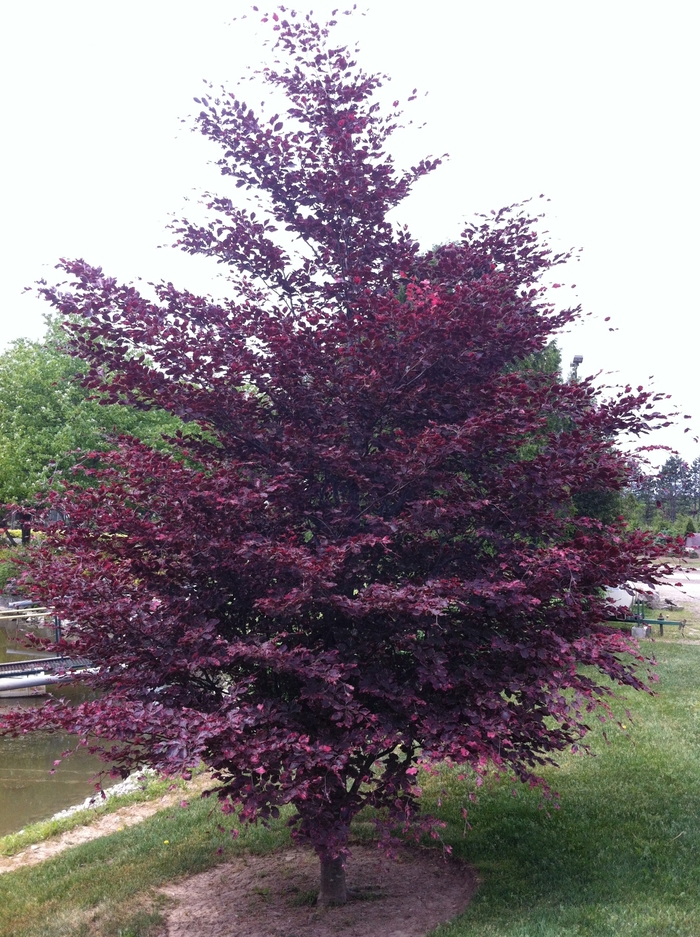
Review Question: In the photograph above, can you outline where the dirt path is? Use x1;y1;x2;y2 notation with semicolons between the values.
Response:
0;786;190;874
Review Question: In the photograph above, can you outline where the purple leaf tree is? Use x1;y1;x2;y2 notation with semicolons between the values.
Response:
1;8;677;905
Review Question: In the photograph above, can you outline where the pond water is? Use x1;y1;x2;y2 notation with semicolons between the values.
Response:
0;623;114;838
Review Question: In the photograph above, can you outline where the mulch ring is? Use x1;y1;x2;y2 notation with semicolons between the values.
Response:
160;843;479;937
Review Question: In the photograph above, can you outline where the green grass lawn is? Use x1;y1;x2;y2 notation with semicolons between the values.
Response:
427;641;700;936
3;642;700;937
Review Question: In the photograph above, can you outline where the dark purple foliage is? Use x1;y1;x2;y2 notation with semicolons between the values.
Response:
1;8;677;903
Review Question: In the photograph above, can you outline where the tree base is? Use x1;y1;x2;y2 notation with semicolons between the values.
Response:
318;854;348;906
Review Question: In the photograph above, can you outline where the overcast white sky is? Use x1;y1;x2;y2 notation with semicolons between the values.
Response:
1;1;698;463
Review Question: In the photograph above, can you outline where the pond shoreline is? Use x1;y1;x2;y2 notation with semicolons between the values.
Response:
0;777;200;874
0;598;117;838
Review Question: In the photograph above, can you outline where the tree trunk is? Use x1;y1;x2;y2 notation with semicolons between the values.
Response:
318;854;348;906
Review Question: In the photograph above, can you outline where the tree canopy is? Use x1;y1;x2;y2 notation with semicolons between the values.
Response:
0;9;676;904
0;324;180;502
625;454;700;534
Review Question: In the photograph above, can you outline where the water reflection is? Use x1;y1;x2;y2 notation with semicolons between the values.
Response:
0;623;114;838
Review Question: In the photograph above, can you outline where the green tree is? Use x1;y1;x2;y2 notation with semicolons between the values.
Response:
0;327;180;502
687;456;700;516
505;340;562;377
656;456;690;522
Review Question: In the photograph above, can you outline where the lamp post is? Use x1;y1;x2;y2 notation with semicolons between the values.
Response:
570;354;583;381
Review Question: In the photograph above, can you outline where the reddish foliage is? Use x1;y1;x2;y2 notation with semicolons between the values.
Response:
1;9;677;868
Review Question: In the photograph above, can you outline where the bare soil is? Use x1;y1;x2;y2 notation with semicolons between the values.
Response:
160;844;478;937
